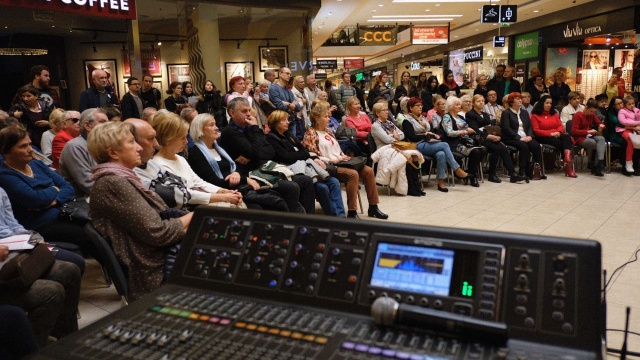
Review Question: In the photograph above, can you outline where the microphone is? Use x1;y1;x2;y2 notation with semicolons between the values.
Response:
371;297;508;343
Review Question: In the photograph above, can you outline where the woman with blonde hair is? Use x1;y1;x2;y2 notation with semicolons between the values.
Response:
147;112;243;209
548;69;571;109
601;75;619;103
41;108;66;158
88;121;191;301
345;96;373;155
303;102;387;219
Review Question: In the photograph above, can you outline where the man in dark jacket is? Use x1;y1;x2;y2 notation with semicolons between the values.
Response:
120;77;144;120
490;65;521;98
79;69;119;112
219;97;310;213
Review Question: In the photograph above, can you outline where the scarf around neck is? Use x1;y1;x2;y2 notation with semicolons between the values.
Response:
92;162;155;196
193;139;236;179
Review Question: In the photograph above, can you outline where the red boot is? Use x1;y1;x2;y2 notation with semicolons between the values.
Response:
564;150;577;178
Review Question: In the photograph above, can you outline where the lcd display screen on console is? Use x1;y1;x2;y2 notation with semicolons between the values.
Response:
370;242;455;296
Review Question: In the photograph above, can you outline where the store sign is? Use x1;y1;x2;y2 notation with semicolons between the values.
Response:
411;26;449;45
344;58;364;69
0;0;137;19
493;36;506;48
514;31;539;60
541;10;633;43
464;46;483;62
314;73;328;79
358;25;397;46
316;59;337;70
410;62;421;71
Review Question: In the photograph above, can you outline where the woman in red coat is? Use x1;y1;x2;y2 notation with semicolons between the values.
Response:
530;95;577;177
571;99;607;176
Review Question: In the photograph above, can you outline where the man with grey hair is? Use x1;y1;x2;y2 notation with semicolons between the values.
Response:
79;69;119;112
59;108;108;196
264;69;276;84
304;74;319;109
220;97;312;213
141;107;157;121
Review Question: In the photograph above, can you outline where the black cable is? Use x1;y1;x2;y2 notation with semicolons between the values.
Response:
608;328;640;338
603;247;640;292
606;348;640;358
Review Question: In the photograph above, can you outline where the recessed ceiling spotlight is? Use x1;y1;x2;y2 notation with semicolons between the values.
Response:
425;9;430;11
454;35;458;38
372;9;377;12
435;3;440;6
319;26;323;28
533;10;539;12
379;4;384;6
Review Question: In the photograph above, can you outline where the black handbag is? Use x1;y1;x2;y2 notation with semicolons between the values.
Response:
59;198;91;223
335;156;367;172
335;125;357;142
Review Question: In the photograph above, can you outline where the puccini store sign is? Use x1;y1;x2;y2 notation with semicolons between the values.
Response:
0;0;137;19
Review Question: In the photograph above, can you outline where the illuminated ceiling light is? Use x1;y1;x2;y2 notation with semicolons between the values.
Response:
372;14;462;18
0;48;48;56
425;9;430;11
533;9;539;12
378;4;384;6
368;18;454;22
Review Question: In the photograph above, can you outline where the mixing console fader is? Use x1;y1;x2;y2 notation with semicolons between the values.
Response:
32;208;605;360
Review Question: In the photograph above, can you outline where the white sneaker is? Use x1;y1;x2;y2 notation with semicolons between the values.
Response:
625;161;634;173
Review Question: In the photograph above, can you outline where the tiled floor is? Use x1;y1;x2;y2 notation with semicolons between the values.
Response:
78;166;640;357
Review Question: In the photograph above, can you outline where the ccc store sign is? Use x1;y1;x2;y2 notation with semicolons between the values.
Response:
358;26;397;46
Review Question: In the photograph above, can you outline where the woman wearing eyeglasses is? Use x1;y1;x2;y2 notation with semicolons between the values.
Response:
50;110;81;169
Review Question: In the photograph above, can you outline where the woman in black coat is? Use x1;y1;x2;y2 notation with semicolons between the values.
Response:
195;80;226;128
499;92;545;179
420;75;439;112
465;94;527;184
393;71;418;115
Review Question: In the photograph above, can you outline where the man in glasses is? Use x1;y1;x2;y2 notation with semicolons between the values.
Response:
51;110;81;169
120;77;144;120
59;108;108;196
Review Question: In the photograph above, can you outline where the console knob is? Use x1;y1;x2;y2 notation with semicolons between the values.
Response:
278;249;287;256
219;252;228;259
406;295;415;304
295;244;303;251
271;268;282;276
196;249;205;256
519;254;530;269
308;272;318;281
242;264;251;271
352;258;362;266
393;294;402;301
290;261;298;269
299;227;308;235
332;248;341;256
310;262;321;271
368;290;376;298
259;239;267;247
273;258;284;266
254;256;262;264
230;220;238;227
313;253;323;261
284;278;294;286
357;237;367;246
419;297;429;306
264;224;272;231
327;265;336;274
305;285;314;294
253;272;261;280
433;299;443;309
235;241;244;248
345;291;354;299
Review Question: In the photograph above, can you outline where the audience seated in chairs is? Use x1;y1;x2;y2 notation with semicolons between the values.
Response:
465;94;527;184
344;96;373;156
616;95;640;175
0;188;82;348
186;114;290;212
605;96;639;175
218;97;311;213
530;95;579;177
500;92;546;180
570;99;607;177
401;97;468;193
441;96;485;187
266;110;345;216
59;108;109;197
302;101;387;219
147;111;244;209
41;108;66;159
0;126;95;255
370;102;424;196
88;121;192;302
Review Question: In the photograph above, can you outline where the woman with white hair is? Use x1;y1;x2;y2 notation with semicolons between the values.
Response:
441;96;485;187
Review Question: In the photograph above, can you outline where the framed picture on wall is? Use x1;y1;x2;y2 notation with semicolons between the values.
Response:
582;50;609;70
258;46;288;71
224;61;255;93
153;80;165;100
167;64;191;87
83;59;118;96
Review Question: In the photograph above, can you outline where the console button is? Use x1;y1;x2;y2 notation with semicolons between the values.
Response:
483;275;497;283
484;266;498;274
453;303;473;316
481;292;495;301
479;310;494;319
482;283;496;292
484;258;499;267
485;250;499;258
562;322;573;333
480;301;495;310
552;299;565;308
524;317;535;327
515;306;527;316
516;294;528;304
432;299;443;309
552;311;564;321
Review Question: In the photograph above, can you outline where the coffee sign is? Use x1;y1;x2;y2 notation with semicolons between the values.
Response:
0;0;137;19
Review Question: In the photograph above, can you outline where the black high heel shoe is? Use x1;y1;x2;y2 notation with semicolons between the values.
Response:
469;175;479;187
